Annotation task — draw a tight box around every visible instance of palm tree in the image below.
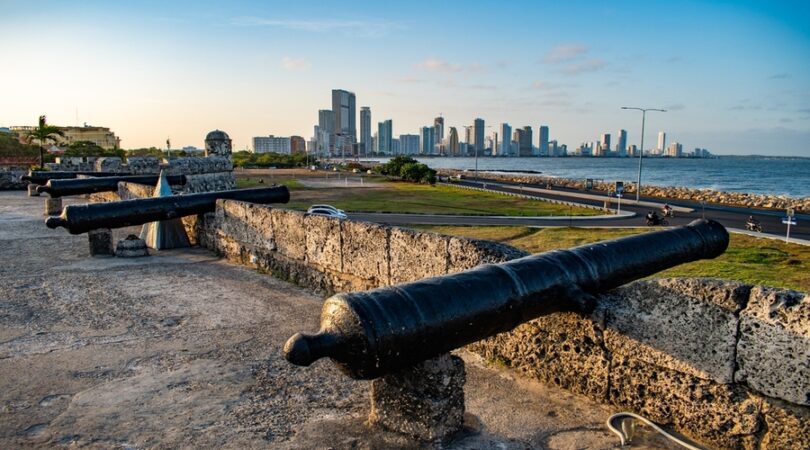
[26,115,64,169]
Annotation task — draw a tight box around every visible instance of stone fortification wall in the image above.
[195,199,809,450]
[165,157,234,193]
[441,170,810,213]
[193,199,524,294]
[0,168,28,190]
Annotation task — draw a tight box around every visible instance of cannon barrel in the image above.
[284,219,729,379]
[46,186,290,234]
[37,175,188,197]
[22,171,129,185]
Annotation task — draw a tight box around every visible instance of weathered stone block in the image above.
[94,156,122,172]
[736,286,810,405]
[447,236,528,273]
[271,209,306,261]
[599,279,748,384]
[304,214,341,271]
[389,227,448,284]
[243,203,275,251]
[758,395,810,449]
[609,355,761,450]
[468,311,610,400]
[117,181,154,200]
[88,228,114,256]
[341,220,389,286]
[115,235,149,257]
[27,184,40,196]
[369,353,465,443]
[45,197,62,215]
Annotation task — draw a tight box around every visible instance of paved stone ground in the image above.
[0,191,681,449]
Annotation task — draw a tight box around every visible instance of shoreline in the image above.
[437,169,810,213]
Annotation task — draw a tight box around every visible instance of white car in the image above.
[306,205,347,219]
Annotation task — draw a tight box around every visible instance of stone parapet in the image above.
[192,199,808,449]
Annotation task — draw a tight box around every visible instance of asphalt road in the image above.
[349,177,809,242]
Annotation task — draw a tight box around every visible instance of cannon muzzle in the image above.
[284,219,729,379]
[37,174,187,197]
[46,186,290,234]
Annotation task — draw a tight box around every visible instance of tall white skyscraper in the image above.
[360,107,371,156]
[499,123,512,156]
[399,134,420,155]
[433,116,444,152]
[657,131,666,154]
[332,89,356,154]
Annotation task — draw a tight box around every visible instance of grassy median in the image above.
[415,226,810,292]
[237,175,599,216]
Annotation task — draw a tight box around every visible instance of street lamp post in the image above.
[621,107,666,202]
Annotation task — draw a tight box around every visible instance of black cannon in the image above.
[46,186,290,234]
[285,219,728,379]
[37,174,188,197]
[22,171,129,185]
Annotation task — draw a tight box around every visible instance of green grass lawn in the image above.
[236,177,304,189]
[415,226,810,292]
[235,176,600,216]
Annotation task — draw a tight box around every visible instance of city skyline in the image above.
[2,0,809,156]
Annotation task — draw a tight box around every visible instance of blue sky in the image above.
[1,0,809,155]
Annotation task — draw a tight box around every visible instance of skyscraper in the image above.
[360,107,371,156]
[539,125,549,156]
[657,131,666,154]
[499,123,512,156]
[616,129,627,157]
[399,134,420,155]
[600,133,611,155]
[420,126,435,155]
[433,116,444,154]
[332,89,356,154]
[378,120,392,155]
[290,135,306,154]
[318,109,335,154]
[517,126,533,157]
[473,118,485,155]
[448,127,459,156]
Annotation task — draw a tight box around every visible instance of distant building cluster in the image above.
[247,88,713,159]
[9,123,121,150]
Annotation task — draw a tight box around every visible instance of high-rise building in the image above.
[600,133,611,155]
[667,142,683,158]
[447,127,459,156]
[616,129,627,157]
[498,123,512,156]
[290,135,306,154]
[317,109,335,154]
[433,116,444,153]
[657,131,666,154]
[473,118,485,155]
[517,126,533,157]
[628,144,638,157]
[360,107,371,156]
[391,138,400,156]
[420,126,435,155]
[378,120,392,155]
[332,89,356,153]
[399,134,420,155]
[253,135,291,154]
[539,125,549,156]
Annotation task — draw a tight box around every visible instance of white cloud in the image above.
[281,56,310,71]
[544,44,588,64]
[416,58,462,73]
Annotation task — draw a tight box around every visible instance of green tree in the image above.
[65,140,125,158]
[25,115,64,169]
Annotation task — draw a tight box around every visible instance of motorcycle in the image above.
[662,207,675,218]
[645,215,668,226]
[746,221,763,233]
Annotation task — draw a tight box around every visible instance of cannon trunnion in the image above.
[46,186,290,234]
[285,219,729,380]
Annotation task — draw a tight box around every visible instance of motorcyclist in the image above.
[746,215,760,229]
[646,211,661,225]
[662,203,673,217]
